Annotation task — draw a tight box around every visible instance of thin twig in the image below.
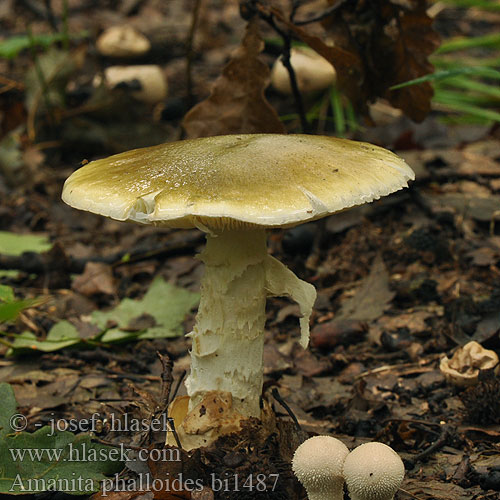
[27,26,56,141]
[271,387,301,431]
[43,0,59,32]
[169,420,182,449]
[398,487,424,500]
[0,75,25,93]
[290,0,302,22]
[157,351,174,404]
[0,336,14,348]
[61,0,70,50]
[411,426,450,462]
[255,2,309,132]
[169,370,186,406]
[186,0,203,108]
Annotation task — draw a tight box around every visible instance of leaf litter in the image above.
[0,1,499,499]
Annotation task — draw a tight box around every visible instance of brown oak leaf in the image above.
[183,19,286,138]
[322,0,440,121]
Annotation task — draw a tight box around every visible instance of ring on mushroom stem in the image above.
[62,134,414,450]
[292,435,349,500]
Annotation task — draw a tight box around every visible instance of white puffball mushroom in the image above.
[343,442,405,500]
[101,65,167,104]
[271,47,336,94]
[96,25,151,58]
[292,435,349,500]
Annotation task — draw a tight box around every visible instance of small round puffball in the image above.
[343,442,405,500]
[292,435,349,500]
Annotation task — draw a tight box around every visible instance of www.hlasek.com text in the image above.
[10,442,180,464]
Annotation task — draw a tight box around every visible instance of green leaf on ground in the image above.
[0,383,122,495]
[0,231,51,256]
[7,278,199,353]
[93,276,199,342]
[0,31,88,59]
[0,285,43,324]
[8,321,81,352]
[0,384,17,439]
[0,285,14,303]
[0,299,40,323]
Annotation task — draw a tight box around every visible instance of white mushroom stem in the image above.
[185,228,316,417]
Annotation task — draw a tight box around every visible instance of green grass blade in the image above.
[329,86,346,135]
[437,33,500,54]
[434,90,500,122]
[441,76,500,99]
[390,67,500,90]
[440,0,500,11]
[433,56,500,68]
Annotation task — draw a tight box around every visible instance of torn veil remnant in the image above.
[62,134,414,449]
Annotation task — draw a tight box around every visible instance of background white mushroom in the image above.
[271,47,336,94]
[96,25,151,58]
[343,442,405,500]
[292,435,349,500]
[97,65,168,104]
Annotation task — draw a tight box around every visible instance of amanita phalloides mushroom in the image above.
[343,442,405,500]
[292,435,349,500]
[62,134,414,448]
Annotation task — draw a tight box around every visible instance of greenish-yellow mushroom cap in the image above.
[62,134,415,229]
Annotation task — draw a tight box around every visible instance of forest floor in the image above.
[0,1,499,499]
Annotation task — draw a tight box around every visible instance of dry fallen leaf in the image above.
[72,262,116,297]
[183,19,286,138]
[322,0,440,121]
[336,254,395,322]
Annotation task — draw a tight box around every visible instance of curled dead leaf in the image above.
[440,341,499,387]
[182,19,285,138]
[321,0,440,121]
